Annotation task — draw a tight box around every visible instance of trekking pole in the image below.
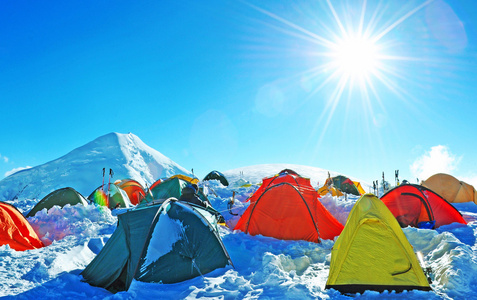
[107,168,114,206]
[102,168,105,192]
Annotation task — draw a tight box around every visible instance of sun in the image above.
[331,34,380,81]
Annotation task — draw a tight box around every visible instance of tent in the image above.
[26,187,88,218]
[318,185,344,197]
[380,184,467,229]
[169,174,199,184]
[0,201,44,251]
[325,175,361,196]
[88,184,132,210]
[234,169,344,242]
[114,179,146,205]
[325,194,431,293]
[203,170,229,186]
[81,198,232,292]
[142,177,209,206]
[422,173,477,204]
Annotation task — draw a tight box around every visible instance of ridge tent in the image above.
[380,184,467,229]
[203,170,229,186]
[114,179,146,205]
[142,177,209,206]
[88,184,133,210]
[169,174,199,184]
[234,169,344,242]
[325,175,361,196]
[0,201,44,251]
[26,187,88,218]
[325,194,431,293]
[81,198,232,292]
[422,173,477,204]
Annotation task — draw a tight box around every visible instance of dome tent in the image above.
[203,170,229,186]
[234,169,343,242]
[114,179,146,205]
[380,184,466,229]
[0,201,44,251]
[422,173,477,204]
[26,187,88,218]
[88,184,132,210]
[326,194,431,293]
[81,198,232,292]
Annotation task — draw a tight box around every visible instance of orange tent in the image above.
[422,173,477,204]
[234,170,343,242]
[0,201,44,251]
[115,179,146,205]
[380,184,467,229]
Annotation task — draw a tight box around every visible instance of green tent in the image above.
[143,177,209,206]
[88,184,132,209]
[81,198,233,292]
[327,175,360,196]
[203,170,229,186]
[27,187,88,218]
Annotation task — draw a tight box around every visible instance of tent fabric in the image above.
[353,181,366,195]
[169,174,199,184]
[114,179,146,205]
[380,184,466,229]
[142,177,209,206]
[326,194,431,293]
[234,170,343,242]
[203,171,229,186]
[26,187,88,218]
[325,176,361,196]
[0,201,44,251]
[88,184,133,210]
[318,185,344,197]
[81,199,232,292]
[422,173,477,204]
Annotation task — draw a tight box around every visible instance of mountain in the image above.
[0,132,193,201]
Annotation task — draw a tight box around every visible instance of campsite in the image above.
[0,132,476,299]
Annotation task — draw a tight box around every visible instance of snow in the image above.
[0,133,476,299]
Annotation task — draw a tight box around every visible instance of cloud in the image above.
[4,166,32,177]
[410,145,461,181]
[0,154,8,163]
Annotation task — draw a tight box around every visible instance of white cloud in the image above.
[410,145,461,182]
[4,166,32,177]
[0,154,8,163]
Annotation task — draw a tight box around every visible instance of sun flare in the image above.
[332,35,380,80]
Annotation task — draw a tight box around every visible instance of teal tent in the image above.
[203,171,229,186]
[81,198,232,292]
[143,177,209,206]
[27,187,88,217]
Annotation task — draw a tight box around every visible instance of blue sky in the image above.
[1,0,476,186]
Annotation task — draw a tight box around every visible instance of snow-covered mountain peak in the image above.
[0,132,192,201]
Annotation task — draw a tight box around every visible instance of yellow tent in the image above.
[352,181,366,195]
[326,194,431,293]
[422,173,476,204]
[318,185,343,197]
[169,174,199,185]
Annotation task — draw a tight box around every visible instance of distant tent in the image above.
[234,169,344,242]
[169,174,199,184]
[318,185,344,197]
[380,184,467,229]
[326,194,431,293]
[26,187,88,218]
[88,184,132,210]
[353,181,366,195]
[142,177,209,206]
[203,171,229,186]
[81,199,232,292]
[422,173,477,204]
[0,201,44,251]
[325,175,361,196]
[114,179,146,205]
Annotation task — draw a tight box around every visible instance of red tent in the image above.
[234,170,343,242]
[115,179,146,205]
[0,202,44,251]
[380,184,467,229]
